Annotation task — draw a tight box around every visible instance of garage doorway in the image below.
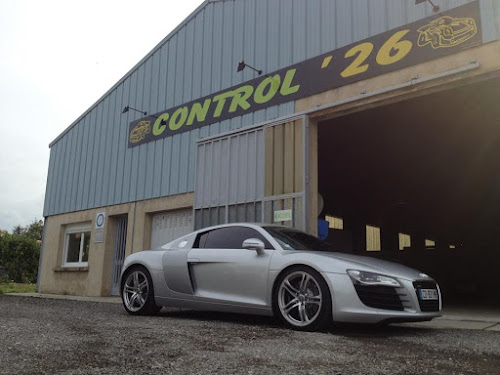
[317,77,500,305]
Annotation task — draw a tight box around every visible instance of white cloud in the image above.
[0,0,204,231]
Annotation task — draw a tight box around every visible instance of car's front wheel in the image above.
[121,266,161,315]
[273,266,332,331]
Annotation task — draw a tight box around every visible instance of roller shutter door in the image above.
[150,209,193,249]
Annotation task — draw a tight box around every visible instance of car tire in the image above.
[273,266,332,331]
[121,265,161,315]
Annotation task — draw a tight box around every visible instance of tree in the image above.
[12,225,24,236]
[11,219,44,241]
[25,220,44,242]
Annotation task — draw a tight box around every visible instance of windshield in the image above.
[263,226,336,252]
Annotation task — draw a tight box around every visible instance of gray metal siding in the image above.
[44,0,500,217]
[195,128,265,209]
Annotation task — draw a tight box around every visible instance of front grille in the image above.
[413,280,440,312]
[354,285,404,311]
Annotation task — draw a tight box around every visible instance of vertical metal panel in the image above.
[169,134,181,194]
[63,123,76,213]
[83,109,97,210]
[293,0,307,63]
[178,132,191,192]
[187,128,200,191]
[134,65,147,201]
[335,0,352,48]
[195,128,265,209]
[352,0,370,41]
[101,93,115,207]
[280,0,293,65]
[481,0,500,42]
[369,0,388,35]
[192,12,205,101]
[184,21,195,104]
[94,96,109,207]
[221,1,234,92]
[232,0,245,87]
[320,0,336,52]
[68,121,83,212]
[43,146,57,214]
[114,80,129,204]
[107,85,122,204]
[175,26,187,106]
[45,0,497,217]
[138,56,154,202]
[51,141,65,214]
[201,3,214,97]
[77,116,90,210]
[306,0,321,59]
[88,103,98,207]
[160,136,172,197]
[121,71,138,202]
[386,0,407,30]
[236,133,249,202]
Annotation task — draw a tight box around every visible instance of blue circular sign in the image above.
[96,213,105,228]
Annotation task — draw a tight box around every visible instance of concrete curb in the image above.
[5,292,121,304]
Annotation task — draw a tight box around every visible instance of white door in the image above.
[150,209,193,249]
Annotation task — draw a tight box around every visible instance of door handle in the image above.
[188,258,200,263]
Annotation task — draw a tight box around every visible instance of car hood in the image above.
[291,251,426,280]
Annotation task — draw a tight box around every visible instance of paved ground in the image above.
[1,295,499,374]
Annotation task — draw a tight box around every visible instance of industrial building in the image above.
[39,0,500,302]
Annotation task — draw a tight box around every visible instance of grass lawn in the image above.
[0,282,37,295]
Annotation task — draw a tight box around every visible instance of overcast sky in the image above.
[0,0,204,232]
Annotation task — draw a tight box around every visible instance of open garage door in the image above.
[317,77,500,304]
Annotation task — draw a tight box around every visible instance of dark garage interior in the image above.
[318,77,500,304]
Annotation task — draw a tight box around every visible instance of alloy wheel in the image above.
[278,271,323,327]
[123,270,150,312]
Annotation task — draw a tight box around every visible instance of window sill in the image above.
[54,266,89,272]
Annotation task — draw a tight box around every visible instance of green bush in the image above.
[0,234,40,283]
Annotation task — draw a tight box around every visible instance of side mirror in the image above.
[242,238,265,255]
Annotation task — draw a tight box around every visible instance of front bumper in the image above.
[323,273,442,324]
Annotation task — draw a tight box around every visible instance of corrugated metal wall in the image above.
[44,0,500,217]
[195,128,265,209]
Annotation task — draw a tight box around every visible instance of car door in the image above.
[187,226,274,307]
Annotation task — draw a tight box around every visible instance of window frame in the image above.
[62,224,91,267]
[194,226,275,250]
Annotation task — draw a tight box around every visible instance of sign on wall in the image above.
[128,1,481,148]
[94,212,105,243]
[274,209,293,223]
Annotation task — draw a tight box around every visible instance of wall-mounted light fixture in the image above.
[237,61,263,75]
[122,106,147,116]
[122,106,167,125]
[415,0,440,13]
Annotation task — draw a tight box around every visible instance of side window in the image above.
[63,224,91,267]
[197,226,274,249]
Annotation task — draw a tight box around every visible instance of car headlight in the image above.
[347,270,401,288]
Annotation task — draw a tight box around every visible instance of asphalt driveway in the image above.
[1,295,499,374]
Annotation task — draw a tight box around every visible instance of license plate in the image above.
[418,288,438,300]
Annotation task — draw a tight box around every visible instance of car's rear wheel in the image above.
[121,266,161,315]
[273,266,332,331]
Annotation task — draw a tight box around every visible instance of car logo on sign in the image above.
[129,121,151,143]
[417,16,477,49]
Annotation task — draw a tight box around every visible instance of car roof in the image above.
[192,222,293,234]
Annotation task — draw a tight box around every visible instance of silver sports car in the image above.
[120,223,441,331]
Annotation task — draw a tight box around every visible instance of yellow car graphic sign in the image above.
[417,16,477,49]
[129,121,151,143]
